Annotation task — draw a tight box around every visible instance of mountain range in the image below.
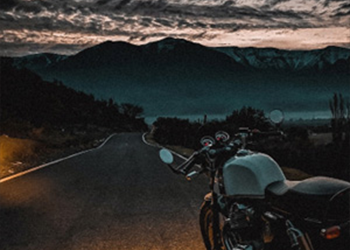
[9,38,350,120]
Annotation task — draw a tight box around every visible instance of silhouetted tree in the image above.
[120,103,144,118]
[226,106,270,131]
[329,93,349,145]
[0,61,147,133]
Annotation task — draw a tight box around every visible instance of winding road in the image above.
[0,133,209,250]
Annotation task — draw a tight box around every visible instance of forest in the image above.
[0,57,147,134]
[0,57,147,179]
[152,105,350,181]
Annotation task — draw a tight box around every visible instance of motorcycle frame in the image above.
[204,155,316,250]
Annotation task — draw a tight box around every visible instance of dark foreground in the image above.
[0,133,208,250]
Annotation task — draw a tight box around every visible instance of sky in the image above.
[0,0,349,56]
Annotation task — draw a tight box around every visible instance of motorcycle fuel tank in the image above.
[223,151,286,198]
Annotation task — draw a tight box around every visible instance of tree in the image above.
[120,103,144,118]
[225,106,270,131]
[329,93,349,145]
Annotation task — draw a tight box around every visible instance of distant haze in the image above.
[12,38,350,121]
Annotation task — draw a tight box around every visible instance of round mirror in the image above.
[270,109,284,125]
[159,149,174,164]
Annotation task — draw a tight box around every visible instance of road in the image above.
[0,133,209,250]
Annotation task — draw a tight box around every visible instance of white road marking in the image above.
[0,133,117,184]
[141,132,187,160]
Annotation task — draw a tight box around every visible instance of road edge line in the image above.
[141,132,187,160]
[0,133,117,184]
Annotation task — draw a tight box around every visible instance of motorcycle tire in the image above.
[199,201,223,250]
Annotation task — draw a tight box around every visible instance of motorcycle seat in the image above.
[267,176,350,197]
[266,177,350,219]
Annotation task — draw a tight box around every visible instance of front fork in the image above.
[202,191,223,250]
[212,192,223,250]
[207,165,224,250]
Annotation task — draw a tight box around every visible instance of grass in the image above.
[0,127,112,180]
[0,135,42,178]
[309,132,332,146]
[144,132,194,157]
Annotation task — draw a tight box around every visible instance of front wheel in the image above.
[199,201,223,250]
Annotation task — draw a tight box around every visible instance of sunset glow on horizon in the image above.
[0,0,349,56]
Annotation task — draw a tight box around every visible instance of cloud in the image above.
[115,0,133,10]
[0,0,349,56]
[0,0,18,11]
[96,0,111,5]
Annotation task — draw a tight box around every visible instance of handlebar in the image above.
[178,157,196,175]
[208,146,232,156]
[171,145,234,177]
[162,128,283,179]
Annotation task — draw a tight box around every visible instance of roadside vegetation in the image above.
[0,58,147,179]
[150,104,349,181]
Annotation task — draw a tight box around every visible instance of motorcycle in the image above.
[158,112,350,250]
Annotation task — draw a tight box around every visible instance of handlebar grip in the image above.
[186,170,201,181]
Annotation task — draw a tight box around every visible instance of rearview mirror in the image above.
[159,149,174,164]
[269,109,284,125]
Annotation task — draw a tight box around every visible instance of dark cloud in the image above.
[0,0,55,14]
[333,2,350,17]
[121,1,314,26]
[15,3,43,14]
[178,19,191,28]
[323,0,346,7]
[155,18,172,27]
[0,0,348,56]
[333,10,350,17]
[129,0,168,12]
[0,0,332,36]
[223,1,235,7]
[0,0,18,11]
[115,0,133,10]
[264,0,291,7]
[96,0,112,6]
[193,22,208,29]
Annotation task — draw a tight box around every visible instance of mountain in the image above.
[12,53,68,71]
[213,46,350,72]
[15,39,350,73]
[9,38,350,119]
[45,38,245,76]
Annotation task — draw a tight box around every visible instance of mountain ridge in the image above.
[5,38,349,118]
[11,38,350,72]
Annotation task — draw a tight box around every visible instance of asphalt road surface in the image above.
[0,133,209,250]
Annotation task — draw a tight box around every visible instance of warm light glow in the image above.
[0,135,39,178]
[321,226,341,240]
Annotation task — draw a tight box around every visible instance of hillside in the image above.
[1,57,146,132]
[10,38,350,119]
[0,58,147,179]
